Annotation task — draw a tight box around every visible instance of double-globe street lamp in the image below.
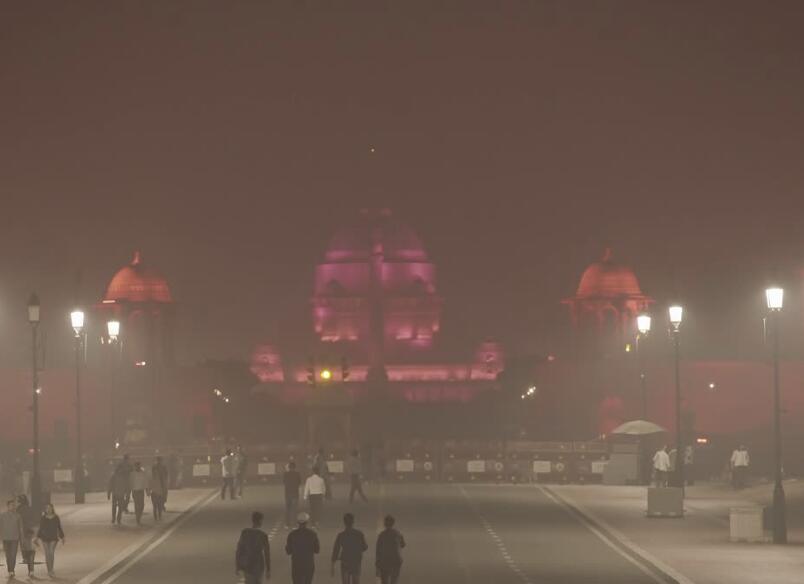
[668,304,684,494]
[636,313,652,420]
[27,294,42,515]
[70,308,86,504]
[765,286,787,544]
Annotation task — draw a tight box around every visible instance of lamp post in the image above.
[636,313,652,419]
[70,309,86,504]
[765,286,787,544]
[668,304,684,494]
[107,320,120,448]
[28,294,42,515]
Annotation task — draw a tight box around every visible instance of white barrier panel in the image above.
[327,461,344,474]
[54,469,73,483]
[396,459,415,473]
[591,461,607,474]
[193,464,211,477]
[467,460,486,473]
[533,461,552,473]
[257,463,277,476]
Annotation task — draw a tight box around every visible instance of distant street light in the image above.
[71,309,86,504]
[765,286,787,544]
[668,304,684,493]
[28,293,42,515]
[636,314,652,419]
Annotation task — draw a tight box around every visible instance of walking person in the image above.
[16,495,36,578]
[652,445,671,487]
[116,454,133,513]
[35,503,65,578]
[1,499,23,578]
[236,511,271,583]
[150,464,167,522]
[221,449,237,500]
[285,512,319,584]
[153,456,169,508]
[236,446,249,498]
[313,448,333,501]
[130,461,149,525]
[303,466,327,528]
[347,450,368,503]
[331,513,367,584]
[375,515,406,584]
[108,466,129,525]
[283,461,302,528]
[731,444,750,489]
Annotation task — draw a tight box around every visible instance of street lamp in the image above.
[70,309,86,504]
[765,286,787,544]
[28,293,42,515]
[668,304,684,493]
[636,313,651,419]
[107,320,121,447]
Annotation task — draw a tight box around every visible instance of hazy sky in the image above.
[1,2,803,367]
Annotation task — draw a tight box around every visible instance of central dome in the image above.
[104,251,173,303]
[325,208,428,262]
[576,249,643,298]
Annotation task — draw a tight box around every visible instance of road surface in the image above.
[100,482,672,583]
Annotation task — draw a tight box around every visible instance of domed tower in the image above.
[563,249,653,352]
[312,209,442,381]
[99,251,176,366]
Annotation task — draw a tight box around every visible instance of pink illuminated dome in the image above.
[575,248,643,298]
[104,251,173,303]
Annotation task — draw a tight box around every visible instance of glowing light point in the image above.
[320,369,333,381]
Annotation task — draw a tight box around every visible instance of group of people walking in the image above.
[1,495,65,579]
[107,454,169,525]
[236,511,405,584]
[652,444,752,488]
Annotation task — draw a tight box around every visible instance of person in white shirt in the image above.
[129,462,149,525]
[221,450,237,500]
[730,445,750,489]
[303,467,327,527]
[653,446,671,487]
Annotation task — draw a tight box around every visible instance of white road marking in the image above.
[458,485,534,584]
[539,486,696,584]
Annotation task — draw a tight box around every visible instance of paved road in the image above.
[105,482,669,583]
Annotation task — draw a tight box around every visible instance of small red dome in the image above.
[104,251,172,303]
[325,209,428,262]
[576,249,643,298]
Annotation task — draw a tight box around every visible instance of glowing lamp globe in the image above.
[766,287,784,311]
[636,314,652,335]
[27,293,41,324]
[320,369,332,381]
[70,309,85,335]
[107,320,120,340]
[668,305,683,329]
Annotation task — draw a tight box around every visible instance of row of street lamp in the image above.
[632,287,786,543]
[27,295,122,511]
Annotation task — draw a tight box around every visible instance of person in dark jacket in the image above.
[35,503,65,577]
[1,498,23,578]
[285,512,319,584]
[236,511,270,583]
[152,457,169,514]
[375,515,406,584]
[116,454,133,513]
[107,466,129,524]
[331,513,367,584]
[17,494,36,578]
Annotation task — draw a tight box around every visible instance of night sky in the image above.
[1,2,803,367]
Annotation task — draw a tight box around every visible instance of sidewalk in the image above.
[1,487,214,583]
[549,480,804,584]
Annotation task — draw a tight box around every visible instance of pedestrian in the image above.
[347,450,368,503]
[303,466,326,527]
[17,494,36,578]
[652,445,671,487]
[168,452,183,490]
[284,461,302,528]
[236,511,271,583]
[684,445,695,486]
[1,499,23,578]
[107,466,129,525]
[117,454,133,513]
[375,515,406,584]
[35,503,65,578]
[313,448,332,500]
[130,461,149,525]
[236,446,249,497]
[221,449,237,500]
[331,512,367,584]
[150,464,167,522]
[731,444,750,489]
[285,512,320,584]
[152,456,169,511]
